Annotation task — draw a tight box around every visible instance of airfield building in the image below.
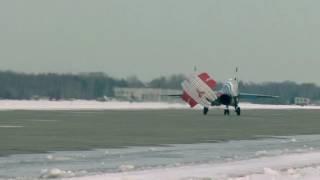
[113,87,182,102]
[294,97,311,106]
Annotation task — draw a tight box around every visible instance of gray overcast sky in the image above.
[0,0,319,84]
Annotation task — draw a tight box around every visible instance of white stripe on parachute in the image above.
[182,74,217,107]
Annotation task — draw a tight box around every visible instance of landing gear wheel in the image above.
[203,107,209,115]
[236,107,241,116]
[224,109,230,116]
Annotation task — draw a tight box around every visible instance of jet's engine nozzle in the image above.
[219,94,232,106]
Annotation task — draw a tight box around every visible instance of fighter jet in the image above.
[168,70,278,116]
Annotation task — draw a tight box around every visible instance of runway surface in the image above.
[1,102,320,179]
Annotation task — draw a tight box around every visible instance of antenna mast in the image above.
[234,67,239,81]
[193,66,198,73]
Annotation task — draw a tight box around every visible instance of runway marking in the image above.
[0,125,24,128]
[29,119,58,122]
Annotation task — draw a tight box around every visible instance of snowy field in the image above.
[0,100,319,111]
[3,135,320,180]
[0,100,188,111]
[64,135,320,180]
[68,152,320,180]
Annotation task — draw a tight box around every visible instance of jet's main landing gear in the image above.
[203,107,209,115]
[235,107,241,116]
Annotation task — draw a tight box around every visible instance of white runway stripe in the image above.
[0,125,24,128]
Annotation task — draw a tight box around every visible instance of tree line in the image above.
[0,71,319,104]
[0,71,127,100]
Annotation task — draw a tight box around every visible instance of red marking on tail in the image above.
[198,73,217,89]
[182,91,198,108]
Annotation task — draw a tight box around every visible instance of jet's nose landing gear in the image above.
[203,107,209,115]
[235,106,241,116]
[224,109,230,116]
[224,106,230,116]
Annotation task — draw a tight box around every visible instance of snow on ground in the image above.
[0,100,188,111]
[67,151,320,180]
[0,100,319,111]
[239,103,320,110]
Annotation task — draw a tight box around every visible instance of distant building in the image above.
[113,87,182,102]
[294,97,311,106]
[313,100,320,106]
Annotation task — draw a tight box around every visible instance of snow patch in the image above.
[0,100,319,111]
[118,164,135,172]
[263,167,280,176]
[239,103,320,110]
[46,155,71,161]
[67,151,320,180]
[0,100,188,111]
[255,150,268,157]
[40,168,74,179]
[179,177,212,180]
[291,138,297,142]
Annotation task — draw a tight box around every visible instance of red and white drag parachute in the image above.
[181,73,218,108]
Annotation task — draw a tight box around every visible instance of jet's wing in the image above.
[239,93,279,99]
[163,94,182,97]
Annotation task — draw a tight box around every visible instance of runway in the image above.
[1,102,320,179]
